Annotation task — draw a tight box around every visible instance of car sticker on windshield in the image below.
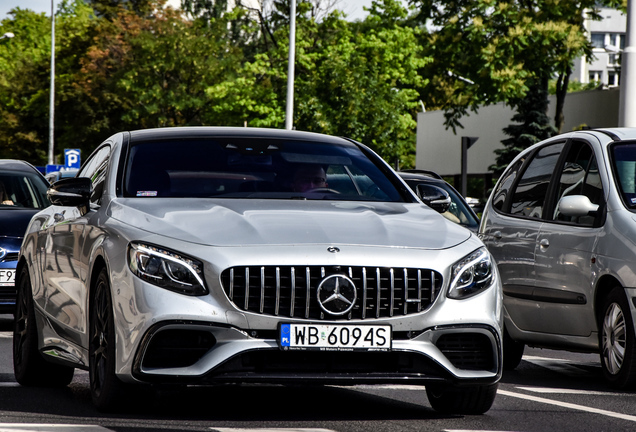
[136,191,158,197]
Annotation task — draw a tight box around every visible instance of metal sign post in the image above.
[461,136,478,197]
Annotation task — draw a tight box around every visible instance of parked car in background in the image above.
[0,160,50,315]
[399,170,480,232]
[45,168,78,183]
[480,127,636,388]
[14,127,502,413]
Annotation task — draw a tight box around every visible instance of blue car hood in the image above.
[0,208,39,239]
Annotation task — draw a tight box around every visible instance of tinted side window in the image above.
[492,158,525,212]
[553,141,603,226]
[509,143,565,218]
[79,146,111,205]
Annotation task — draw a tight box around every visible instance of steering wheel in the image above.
[307,187,340,194]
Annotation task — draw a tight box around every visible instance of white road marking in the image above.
[0,332,12,339]
[499,389,636,422]
[516,386,628,396]
[211,429,337,432]
[0,426,112,432]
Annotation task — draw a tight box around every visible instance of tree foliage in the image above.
[0,0,427,168]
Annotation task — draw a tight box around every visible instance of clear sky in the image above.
[0,0,378,22]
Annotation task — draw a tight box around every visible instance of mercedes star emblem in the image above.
[317,274,357,316]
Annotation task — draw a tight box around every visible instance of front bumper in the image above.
[130,320,502,387]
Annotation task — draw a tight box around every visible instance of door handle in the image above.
[539,238,550,248]
[493,231,502,239]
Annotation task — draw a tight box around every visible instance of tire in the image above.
[426,382,498,415]
[503,326,524,370]
[89,268,128,411]
[599,286,636,389]
[13,266,74,387]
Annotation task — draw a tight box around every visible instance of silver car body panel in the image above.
[20,127,502,388]
[480,128,636,353]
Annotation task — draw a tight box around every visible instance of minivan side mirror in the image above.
[557,195,599,217]
[416,184,451,213]
[47,177,92,207]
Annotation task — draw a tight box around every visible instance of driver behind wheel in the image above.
[292,164,328,192]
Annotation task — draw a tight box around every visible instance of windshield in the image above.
[124,138,406,202]
[0,170,50,209]
[612,142,636,208]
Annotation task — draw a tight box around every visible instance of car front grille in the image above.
[220,265,443,320]
[0,253,18,263]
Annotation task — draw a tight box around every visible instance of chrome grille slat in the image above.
[221,265,442,320]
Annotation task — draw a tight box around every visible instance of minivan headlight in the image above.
[448,247,493,299]
[128,242,207,296]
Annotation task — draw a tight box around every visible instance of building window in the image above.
[608,71,620,87]
[589,71,602,83]
[609,33,625,51]
[591,32,605,48]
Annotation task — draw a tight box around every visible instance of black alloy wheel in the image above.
[89,268,127,411]
[13,266,74,387]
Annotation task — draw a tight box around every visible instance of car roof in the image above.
[585,127,636,142]
[0,159,42,174]
[128,127,354,146]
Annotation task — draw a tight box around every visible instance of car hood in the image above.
[0,208,39,238]
[108,199,472,249]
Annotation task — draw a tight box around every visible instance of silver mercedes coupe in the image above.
[13,127,502,413]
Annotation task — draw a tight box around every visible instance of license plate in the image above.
[279,323,391,351]
[0,269,15,286]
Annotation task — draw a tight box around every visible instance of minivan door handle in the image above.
[539,238,550,249]
[493,231,502,239]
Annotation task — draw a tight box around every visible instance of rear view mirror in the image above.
[557,195,599,217]
[416,184,451,213]
[48,177,92,207]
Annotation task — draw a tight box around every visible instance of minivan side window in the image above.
[491,158,525,212]
[552,140,603,226]
[509,143,565,218]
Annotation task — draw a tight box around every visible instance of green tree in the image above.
[410,0,621,132]
[0,8,58,163]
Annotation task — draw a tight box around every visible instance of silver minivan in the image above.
[480,128,636,388]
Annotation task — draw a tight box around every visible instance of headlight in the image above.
[128,242,207,296]
[448,247,493,299]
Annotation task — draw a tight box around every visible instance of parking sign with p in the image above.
[65,149,81,169]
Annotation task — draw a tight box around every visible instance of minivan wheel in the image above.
[600,287,636,389]
[426,383,498,415]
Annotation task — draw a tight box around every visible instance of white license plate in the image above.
[279,323,391,351]
[0,269,15,286]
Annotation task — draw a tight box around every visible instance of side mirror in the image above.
[416,184,451,213]
[48,177,92,207]
[557,195,599,217]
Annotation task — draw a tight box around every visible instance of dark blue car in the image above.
[0,160,50,314]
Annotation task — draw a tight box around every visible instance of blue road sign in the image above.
[65,149,81,169]
[45,164,66,174]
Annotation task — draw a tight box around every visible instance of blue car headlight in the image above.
[128,242,207,296]
[448,247,494,299]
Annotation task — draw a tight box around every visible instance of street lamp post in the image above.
[619,0,636,127]
[285,0,296,130]
[48,0,55,165]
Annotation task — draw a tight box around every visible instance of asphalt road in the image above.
[1,314,635,432]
